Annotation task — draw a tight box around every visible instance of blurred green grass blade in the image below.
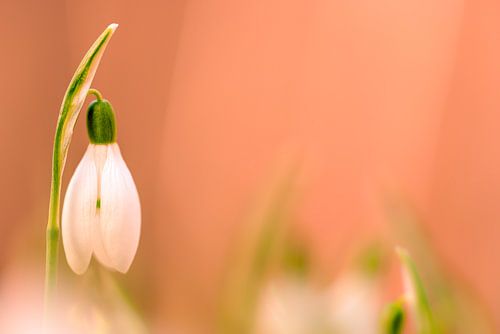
[385,197,495,333]
[396,247,438,334]
[381,300,405,334]
[217,165,298,334]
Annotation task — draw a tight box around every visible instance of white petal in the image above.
[91,213,115,268]
[99,144,141,273]
[62,145,98,274]
[91,145,115,268]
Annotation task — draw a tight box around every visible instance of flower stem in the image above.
[44,170,61,311]
[88,88,104,101]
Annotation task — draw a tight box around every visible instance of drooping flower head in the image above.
[62,91,141,274]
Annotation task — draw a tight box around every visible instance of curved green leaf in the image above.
[54,23,118,173]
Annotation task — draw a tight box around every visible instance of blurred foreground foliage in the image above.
[216,174,494,334]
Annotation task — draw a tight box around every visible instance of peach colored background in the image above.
[0,0,499,330]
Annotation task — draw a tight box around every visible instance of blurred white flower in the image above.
[255,273,380,334]
[255,278,332,334]
[62,143,141,274]
[326,273,380,334]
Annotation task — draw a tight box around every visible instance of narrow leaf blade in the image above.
[397,247,438,334]
[55,23,118,166]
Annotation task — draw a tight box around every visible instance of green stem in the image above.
[44,164,61,311]
[43,23,118,320]
[88,88,104,101]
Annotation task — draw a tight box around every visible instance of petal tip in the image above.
[70,263,90,275]
[114,264,131,274]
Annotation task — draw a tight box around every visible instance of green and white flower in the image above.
[62,92,141,274]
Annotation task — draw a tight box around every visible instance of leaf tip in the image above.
[108,23,119,32]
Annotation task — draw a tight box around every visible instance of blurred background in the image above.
[0,0,499,332]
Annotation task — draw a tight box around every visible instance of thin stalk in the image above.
[88,88,104,101]
[44,23,118,317]
[44,172,61,310]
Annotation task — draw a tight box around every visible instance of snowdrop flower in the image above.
[255,278,332,334]
[327,273,380,334]
[62,91,140,274]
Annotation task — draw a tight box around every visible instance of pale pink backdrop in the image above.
[0,0,498,330]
